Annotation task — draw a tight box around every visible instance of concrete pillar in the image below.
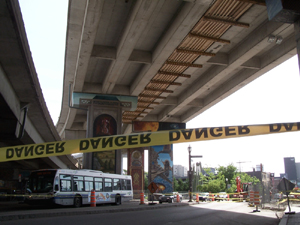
[295,19,300,73]
[82,99,123,174]
[127,148,144,199]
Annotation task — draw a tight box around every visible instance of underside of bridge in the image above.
[57,0,298,140]
[0,0,299,194]
[0,0,77,192]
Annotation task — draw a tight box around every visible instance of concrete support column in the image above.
[295,19,300,73]
[82,99,123,174]
[127,148,144,199]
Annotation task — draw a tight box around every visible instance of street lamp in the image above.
[187,145,202,202]
[188,145,192,202]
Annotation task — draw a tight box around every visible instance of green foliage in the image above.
[197,170,225,192]
[227,185,237,194]
[173,177,179,191]
[144,171,148,190]
[207,179,225,193]
[196,164,260,193]
[218,164,237,183]
[174,178,189,192]
[237,172,260,185]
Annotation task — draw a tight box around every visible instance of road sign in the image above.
[148,182,158,194]
[277,177,295,194]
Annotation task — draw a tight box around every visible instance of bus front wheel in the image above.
[74,196,82,208]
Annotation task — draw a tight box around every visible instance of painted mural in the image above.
[149,144,173,193]
[93,114,117,136]
[132,121,185,132]
[127,148,144,198]
[93,150,116,173]
[92,114,117,173]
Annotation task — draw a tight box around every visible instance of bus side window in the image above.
[126,179,132,190]
[73,176,84,192]
[94,178,103,192]
[73,182,78,191]
[60,180,70,192]
[60,174,72,192]
[113,179,121,190]
[104,178,112,192]
[84,177,93,192]
[121,179,126,190]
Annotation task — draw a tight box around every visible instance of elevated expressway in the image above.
[0,0,77,173]
[1,0,300,175]
[57,0,299,142]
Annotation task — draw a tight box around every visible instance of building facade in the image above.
[174,165,187,178]
[284,157,297,182]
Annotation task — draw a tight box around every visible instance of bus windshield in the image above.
[28,170,57,193]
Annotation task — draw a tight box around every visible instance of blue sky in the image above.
[19,0,300,177]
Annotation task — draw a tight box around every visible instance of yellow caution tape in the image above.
[0,122,300,162]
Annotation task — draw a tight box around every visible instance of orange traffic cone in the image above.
[90,189,96,207]
[140,192,145,205]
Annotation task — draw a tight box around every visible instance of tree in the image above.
[207,180,225,193]
[227,172,260,193]
[144,171,148,190]
[197,164,260,193]
[174,178,189,192]
[173,177,179,191]
[217,164,237,183]
[238,172,259,185]
[197,170,225,192]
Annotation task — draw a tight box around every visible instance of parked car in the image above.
[215,192,228,201]
[159,192,182,203]
[198,192,210,202]
[274,193,282,200]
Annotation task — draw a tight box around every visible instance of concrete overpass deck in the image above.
[57,0,299,140]
[0,0,77,178]
[1,0,300,184]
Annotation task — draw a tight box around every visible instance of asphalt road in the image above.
[1,202,281,225]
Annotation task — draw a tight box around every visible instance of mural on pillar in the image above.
[128,149,144,197]
[131,150,143,167]
[132,121,185,132]
[149,144,173,193]
[92,114,117,173]
[93,114,117,136]
[132,121,185,194]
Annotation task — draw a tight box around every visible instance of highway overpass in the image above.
[57,0,299,138]
[0,0,77,191]
[56,0,300,171]
[0,0,300,189]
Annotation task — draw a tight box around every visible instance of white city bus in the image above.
[25,169,133,207]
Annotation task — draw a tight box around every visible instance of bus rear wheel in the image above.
[115,195,121,205]
[74,196,82,208]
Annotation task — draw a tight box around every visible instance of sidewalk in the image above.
[279,204,300,225]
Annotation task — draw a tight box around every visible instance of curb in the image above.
[278,215,288,225]
[0,202,194,222]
